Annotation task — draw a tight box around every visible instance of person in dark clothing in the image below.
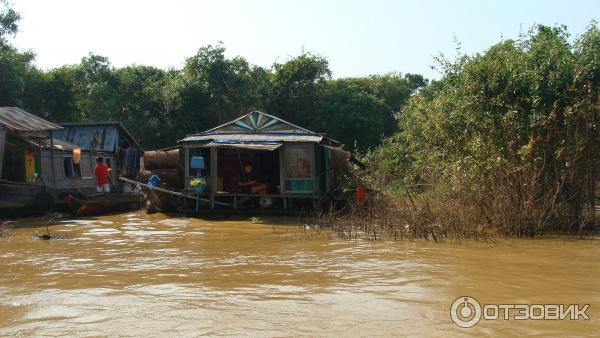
[238,163,267,194]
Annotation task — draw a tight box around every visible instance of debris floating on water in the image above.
[1,221,16,238]
[31,213,71,240]
[32,232,71,240]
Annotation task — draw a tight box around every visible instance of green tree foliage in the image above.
[0,43,34,106]
[0,3,427,152]
[0,2,32,107]
[178,44,269,134]
[0,0,19,42]
[113,65,170,148]
[369,24,600,235]
[268,52,331,127]
[314,74,427,149]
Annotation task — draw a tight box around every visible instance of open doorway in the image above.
[216,148,280,194]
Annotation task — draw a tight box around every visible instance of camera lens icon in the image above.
[450,296,482,328]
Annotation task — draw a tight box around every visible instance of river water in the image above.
[0,212,598,336]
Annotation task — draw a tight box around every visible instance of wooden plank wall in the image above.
[40,149,101,192]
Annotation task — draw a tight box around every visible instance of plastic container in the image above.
[191,156,205,169]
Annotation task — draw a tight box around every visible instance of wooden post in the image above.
[89,149,96,183]
[210,147,217,209]
[279,146,286,210]
[113,130,120,193]
[312,143,317,211]
[49,134,56,186]
[0,126,4,179]
[184,147,189,189]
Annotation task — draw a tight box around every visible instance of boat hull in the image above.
[0,180,51,214]
[143,187,178,213]
[64,193,143,216]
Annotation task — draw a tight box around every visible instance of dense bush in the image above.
[367,24,600,236]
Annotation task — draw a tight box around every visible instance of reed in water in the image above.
[297,167,597,242]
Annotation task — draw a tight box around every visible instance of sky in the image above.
[8,0,600,80]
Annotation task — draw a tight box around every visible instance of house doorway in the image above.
[216,148,280,194]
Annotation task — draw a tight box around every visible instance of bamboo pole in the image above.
[118,176,233,207]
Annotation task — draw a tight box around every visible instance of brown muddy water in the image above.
[0,212,599,337]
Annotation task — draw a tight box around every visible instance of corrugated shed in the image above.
[0,107,62,133]
[180,133,323,144]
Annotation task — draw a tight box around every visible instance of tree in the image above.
[0,1,32,106]
[0,43,34,106]
[69,54,120,121]
[0,0,19,42]
[178,44,270,136]
[316,78,389,150]
[113,65,172,149]
[0,0,427,154]
[369,23,600,235]
[268,52,331,127]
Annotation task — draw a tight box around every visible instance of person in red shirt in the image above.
[94,156,111,193]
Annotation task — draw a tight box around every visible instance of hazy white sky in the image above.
[9,0,600,79]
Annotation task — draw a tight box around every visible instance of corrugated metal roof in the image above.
[180,112,342,146]
[59,122,140,149]
[204,140,282,151]
[39,138,83,151]
[180,133,323,143]
[0,107,62,133]
[53,124,119,152]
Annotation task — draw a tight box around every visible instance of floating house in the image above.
[1,108,144,214]
[0,107,64,212]
[53,122,143,193]
[177,111,353,211]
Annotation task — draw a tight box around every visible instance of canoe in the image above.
[64,193,143,216]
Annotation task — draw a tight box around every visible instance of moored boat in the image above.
[0,179,53,215]
[64,193,143,216]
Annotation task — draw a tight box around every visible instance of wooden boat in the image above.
[0,180,53,214]
[144,187,177,213]
[64,193,143,216]
[119,176,232,214]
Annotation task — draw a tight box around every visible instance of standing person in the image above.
[94,156,110,193]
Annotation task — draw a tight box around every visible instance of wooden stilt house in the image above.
[178,111,352,211]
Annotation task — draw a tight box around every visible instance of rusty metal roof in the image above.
[54,122,141,151]
[38,138,83,151]
[59,122,140,148]
[180,133,324,144]
[0,107,62,134]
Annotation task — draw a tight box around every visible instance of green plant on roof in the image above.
[189,177,206,187]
